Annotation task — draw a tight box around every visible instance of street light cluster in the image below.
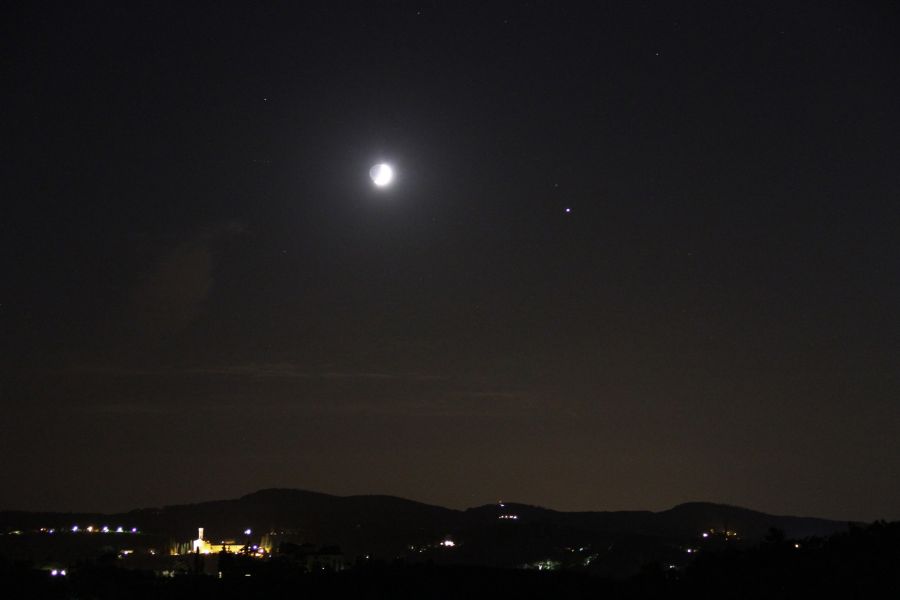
[66,525,139,534]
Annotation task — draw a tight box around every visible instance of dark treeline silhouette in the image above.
[2,521,898,599]
[675,521,900,597]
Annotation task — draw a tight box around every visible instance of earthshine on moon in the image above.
[370,163,394,187]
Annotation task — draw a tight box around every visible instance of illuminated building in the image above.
[177,528,248,555]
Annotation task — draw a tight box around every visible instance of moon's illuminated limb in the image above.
[370,163,394,187]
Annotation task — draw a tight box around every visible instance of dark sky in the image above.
[2,1,898,521]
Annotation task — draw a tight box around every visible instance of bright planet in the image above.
[369,163,394,187]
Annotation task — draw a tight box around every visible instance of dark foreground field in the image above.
[3,521,898,599]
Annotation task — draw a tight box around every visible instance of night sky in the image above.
[2,2,898,521]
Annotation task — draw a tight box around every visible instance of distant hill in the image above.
[0,489,856,574]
